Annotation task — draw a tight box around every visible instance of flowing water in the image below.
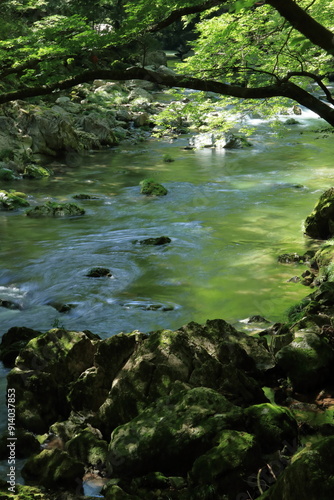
[0,109,334,460]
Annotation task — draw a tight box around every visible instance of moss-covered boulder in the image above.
[96,321,270,437]
[189,430,260,499]
[275,332,334,391]
[23,164,51,179]
[7,329,99,432]
[0,326,41,367]
[0,166,16,181]
[139,179,168,196]
[245,403,298,453]
[68,331,147,412]
[22,448,84,489]
[107,387,242,477]
[0,190,30,210]
[65,428,108,467]
[258,436,334,500]
[304,187,334,239]
[26,201,85,217]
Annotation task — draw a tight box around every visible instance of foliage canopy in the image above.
[1,0,334,125]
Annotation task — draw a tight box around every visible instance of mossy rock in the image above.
[23,164,51,179]
[137,236,171,245]
[26,201,85,217]
[22,448,84,488]
[107,387,241,477]
[0,326,42,367]
[139,178,168,196]
[189,430,260,498]
[275,332,334,391]
[244,403,298,453]
[0,167,16,181]
[65,429,108,466]
[258,436,334,500]
[73,193,99,200]
[0,190,30,210]
[304,187,334,239]
[86,267,112,277]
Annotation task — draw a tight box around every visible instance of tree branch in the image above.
[267,0,334,55]
[148,0,229,33]
[1,66,334,125]
[285,70,334,104]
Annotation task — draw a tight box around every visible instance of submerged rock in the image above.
[86,267,112,277]
[139,178,168,196]
[26,201,85,217]
[135,236,171,245]
[304,187,334,239]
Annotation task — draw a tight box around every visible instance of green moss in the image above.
[65,429,108,466]
[245,403,298,452]
[0,167,16,181]
[139,178,168,196]
[26,201,85,217]
[23,164,51,179]
[0,190,30,210]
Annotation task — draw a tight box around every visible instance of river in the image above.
[0,109,333,451]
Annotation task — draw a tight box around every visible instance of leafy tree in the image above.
[1,0,334,126]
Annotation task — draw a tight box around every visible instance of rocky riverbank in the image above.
[1,190,334,499]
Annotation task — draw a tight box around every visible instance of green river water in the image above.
[0,111,333,445]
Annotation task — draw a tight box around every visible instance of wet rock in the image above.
[134,236,171,245]
[246,315,271,324]
[258,436,334,500]
[47,301,77,313]
[26,201,85,217]
[86,267,112,278]
[22,448,84,489]
[0,190,30,210]
[0,166,17,181]
[23,164,51,179]
[245,403,298,453]
[189,132,251,149]
[277,252,305,264]
[139,178,168,196]
[107,387,242,476]
[0,298,21,310]
[0,326,41,367]
[304,187,334,239]
[73,193,99,200]
[275,332,334,391]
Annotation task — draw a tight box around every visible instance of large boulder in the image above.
[304,187,334,239]
[107,387,242,477]
[275,331,334,391]
[95,320,270,437]
[22,448,84,489]
[7,329,99,432]
[258,436,334,500]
